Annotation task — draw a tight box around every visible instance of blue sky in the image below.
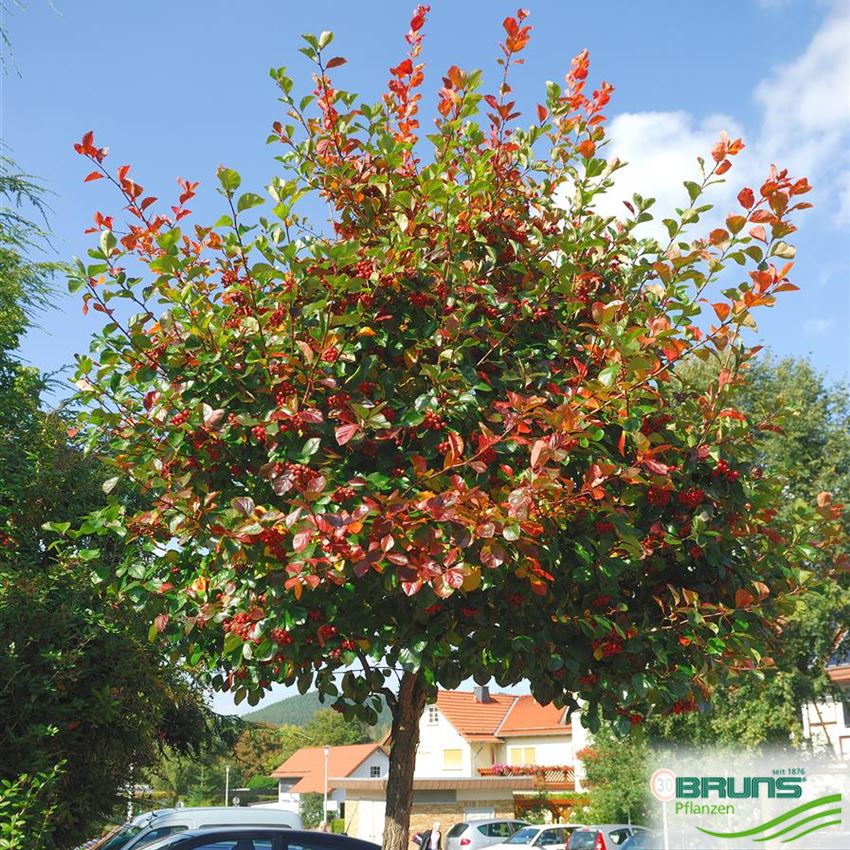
[3,0,848,712]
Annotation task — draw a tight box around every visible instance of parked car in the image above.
[446,819,529,850]
[91,807,303,850]
[490,824,582,850]
[620,830,717,850]
[567,826,648,850]
[138,827,380,850]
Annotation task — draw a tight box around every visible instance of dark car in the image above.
[567,826,648,850]
[620,831,718,850]
[139,827,381,850]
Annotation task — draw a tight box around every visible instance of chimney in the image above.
[474,685,490,703]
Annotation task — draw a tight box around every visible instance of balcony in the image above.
[477,764,576,790]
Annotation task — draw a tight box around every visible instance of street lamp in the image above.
[323,745,330,825]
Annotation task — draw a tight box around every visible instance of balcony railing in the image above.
[478,765,576,790]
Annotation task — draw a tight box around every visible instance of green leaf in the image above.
[598,365,619,387]
[237,192,266,213]
[216,166,242,195]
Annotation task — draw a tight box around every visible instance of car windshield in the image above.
[448,824,469,839]
[96,824,146,850]
[507,828,539,845]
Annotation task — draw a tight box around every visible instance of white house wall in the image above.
[417,709,474,776]
[500,734,573,766]
[348,750,390,780]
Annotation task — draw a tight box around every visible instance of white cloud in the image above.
[594,1,849,231]
[595,111,744,227]
[803,318,834,335]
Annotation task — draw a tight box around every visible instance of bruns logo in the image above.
[676,776,805,799]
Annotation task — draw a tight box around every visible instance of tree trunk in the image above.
[383,669,427,850]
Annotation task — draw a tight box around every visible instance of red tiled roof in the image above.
[435,690,516,739]
[496,694,569,736]
[829,665,850,685]
[271,743,384,793]
[433,690,569,740]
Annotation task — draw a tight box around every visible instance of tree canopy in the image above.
[63,7,846,848]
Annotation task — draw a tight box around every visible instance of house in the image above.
[270,742,388,816]
[337,686,587,844]
[802,662,850,757]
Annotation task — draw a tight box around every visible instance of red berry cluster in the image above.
[437,439,450,454]
[322,348,340,363]
[251,424,267,443]
[592,634,624,657]
[270,627,294,645]
[689,545,703,559]
[224,611,261,641]
[327,391,350,409]
[170,410,190,427]
[678,487,705,509]
[422,410,446,431]
[579,673,599,686]
[317,624,337,644]
[285,462,320,488]
[640,413,672,435]
[275,382,295,405]
[333,486,355,501]
[647,486,672,506]
[357,381,377,396]
[671,696,698,715]
[712,459,740,482]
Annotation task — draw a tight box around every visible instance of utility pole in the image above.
[225,765,230,807]
[323,746,330,824]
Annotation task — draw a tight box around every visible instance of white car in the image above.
[490,824,584,850]
[91,807,303,850]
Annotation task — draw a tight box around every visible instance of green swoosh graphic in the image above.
[782,819,842,844]
[696,794,841,838]
[754,808,842,842]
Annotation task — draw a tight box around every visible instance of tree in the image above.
[576,726,650,825]
[649,356,850,748]
[0,160,218,848]
[65,8,845,850]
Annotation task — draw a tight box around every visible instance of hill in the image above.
[244,691,391,735]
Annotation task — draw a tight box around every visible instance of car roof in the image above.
[573,825,641,831]
[150,827,380,846]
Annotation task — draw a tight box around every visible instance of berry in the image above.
[251,425,267,443]
[170,410,190,427]
[422,410,446,431]
[647,486,672,506]
[678,487,705,509]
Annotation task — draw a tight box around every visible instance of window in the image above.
[608,829,631,846]
[536,829,564,846]
[189,840,274,850]
[134,827,188,847]
[442,748,463,770]
[428,706,440,724]
[370,765,382,778]
[480,823,513,838]
[508,746,536,766]
[841,698,850,728]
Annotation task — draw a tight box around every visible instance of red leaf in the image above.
[335,423,360,445]
[293,529,313,553]
[140,196,157,211]
[84,171,103,182]
[735,588,756,608]
[737,187,755,209]
[326,56,347,69]
[537,104,549,122]
[713,302,731,322]
[717,409,747,422]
